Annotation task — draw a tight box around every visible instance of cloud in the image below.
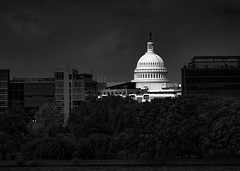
[10,14,49,40]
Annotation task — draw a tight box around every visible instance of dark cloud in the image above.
[1,0,240,82]
[213,5,240,16]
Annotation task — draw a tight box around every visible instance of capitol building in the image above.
[131,33,171,91]
[100,33,181,100]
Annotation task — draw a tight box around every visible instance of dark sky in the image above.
[1,0,240,83]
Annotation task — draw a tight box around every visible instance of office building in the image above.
[10,78,55,116]
[0,67,97,122]
[0,69,10,110]
[54,67,97,123]
[182,56,240,97]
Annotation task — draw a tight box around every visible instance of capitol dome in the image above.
[136,43,165,69]
[132,33,169,91]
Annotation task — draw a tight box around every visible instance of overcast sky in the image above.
[1,0,240,83]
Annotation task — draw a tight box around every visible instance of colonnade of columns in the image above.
[134,73,165,79]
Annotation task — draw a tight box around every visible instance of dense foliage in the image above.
[1,95,240,160]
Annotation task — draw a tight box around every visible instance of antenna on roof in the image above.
[149,31,153,42]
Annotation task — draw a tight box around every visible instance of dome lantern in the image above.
[147,32,154,53]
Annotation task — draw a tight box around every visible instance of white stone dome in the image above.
[131,34,169,90]
[134,41,167,72]
[137,51,164,69]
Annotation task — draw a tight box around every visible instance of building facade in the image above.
[0,69,10,110]
[99,82,145,97]
[182,56,240,97]
[131,34,170,91]
[0,67,97,123]
[54,67,97,123]
[10,78,55,116]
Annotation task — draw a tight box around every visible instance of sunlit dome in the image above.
[131,32,169,90]
[136,44,165,69]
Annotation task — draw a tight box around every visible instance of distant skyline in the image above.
[1,0,240,83]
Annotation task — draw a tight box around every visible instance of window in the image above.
[0,70,9,81]
[54,72,64,80]
[143,95,149,100]
[55,81,64,87]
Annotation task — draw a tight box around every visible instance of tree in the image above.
[23,134,75,160]
[0,105,27,152]
[0,131,13,160]
[30,103,64,137]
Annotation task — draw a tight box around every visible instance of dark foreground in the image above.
[1,160,240,171]
[1,166,240,171]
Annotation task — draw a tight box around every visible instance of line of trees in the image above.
[0,95,240,160]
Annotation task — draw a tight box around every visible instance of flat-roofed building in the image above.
[0,69,10,110]
[10,77,55,117]
[54,67,97,124]
[181,56,240,97]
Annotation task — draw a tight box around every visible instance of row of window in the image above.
[102,91,126,96]
[186,90,240,97]
[139,62,160,66]
[135,73,165,79]
[194,58,240,62]
[0,95,8,100]
[0,70,9,81]
[54,72,64,80]
[184,76,240,84]
[185,83,240,90]
[0,82,8,88]
[0,89,8,94]
[183,69,240,76]
[0,101,8,107]
[55,81,87,88]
